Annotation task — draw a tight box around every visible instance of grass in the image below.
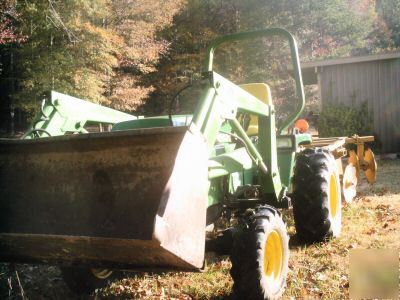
[1,159,399,299]
[100,259,233,299]
[100,159,400,300]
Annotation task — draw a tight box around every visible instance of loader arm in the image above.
[23,91,136,139]
[192,72,284,201]
[194,27,306,201]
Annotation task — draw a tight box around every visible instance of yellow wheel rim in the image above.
[329,173,338,218]
[91,268,113,279]
[264,230,283,280]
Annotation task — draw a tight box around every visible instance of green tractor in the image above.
[0,28,343,299]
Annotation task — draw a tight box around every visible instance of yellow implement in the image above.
[305,135,377,203]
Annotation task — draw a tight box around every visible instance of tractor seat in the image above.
[239,83,272,136]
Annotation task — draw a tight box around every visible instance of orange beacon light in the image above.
[294,119,309,133]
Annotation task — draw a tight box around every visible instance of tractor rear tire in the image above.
[61,267,115,295]
[292,148,342,243]
[230,205,289,300]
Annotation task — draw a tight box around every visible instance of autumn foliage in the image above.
[0,0,25,45]
[0,0,398,122]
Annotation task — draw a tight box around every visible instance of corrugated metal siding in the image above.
[319,59,400,153]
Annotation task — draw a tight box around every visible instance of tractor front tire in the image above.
[61,267,115,295]
[230,206,289,300]
[292,148,342,243]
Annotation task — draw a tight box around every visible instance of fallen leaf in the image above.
[315,273,327,281]
[364,228,377,235]
[301,288,308,297]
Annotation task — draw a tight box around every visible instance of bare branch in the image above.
[47,0,79,43]
[15,271,26,300]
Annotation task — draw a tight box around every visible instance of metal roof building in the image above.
[301,53,400,153]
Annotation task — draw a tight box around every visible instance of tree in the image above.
[0,0,27,133]
[11,0,120,112]
[140,0,378,118]
[108,0,185,111]
[1,0,185,116]
[0,0,393,128]
[0,0,25,46]
[376,0,400,47]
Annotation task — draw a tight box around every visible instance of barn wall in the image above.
[319,59,400,153]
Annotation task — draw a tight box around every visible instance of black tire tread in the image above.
[61,267,116,295]
[230,206,289,300]
[292,148,339,243]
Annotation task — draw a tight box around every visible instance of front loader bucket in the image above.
[0,125,209,270]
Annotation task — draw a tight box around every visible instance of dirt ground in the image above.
[1,159,399,299]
